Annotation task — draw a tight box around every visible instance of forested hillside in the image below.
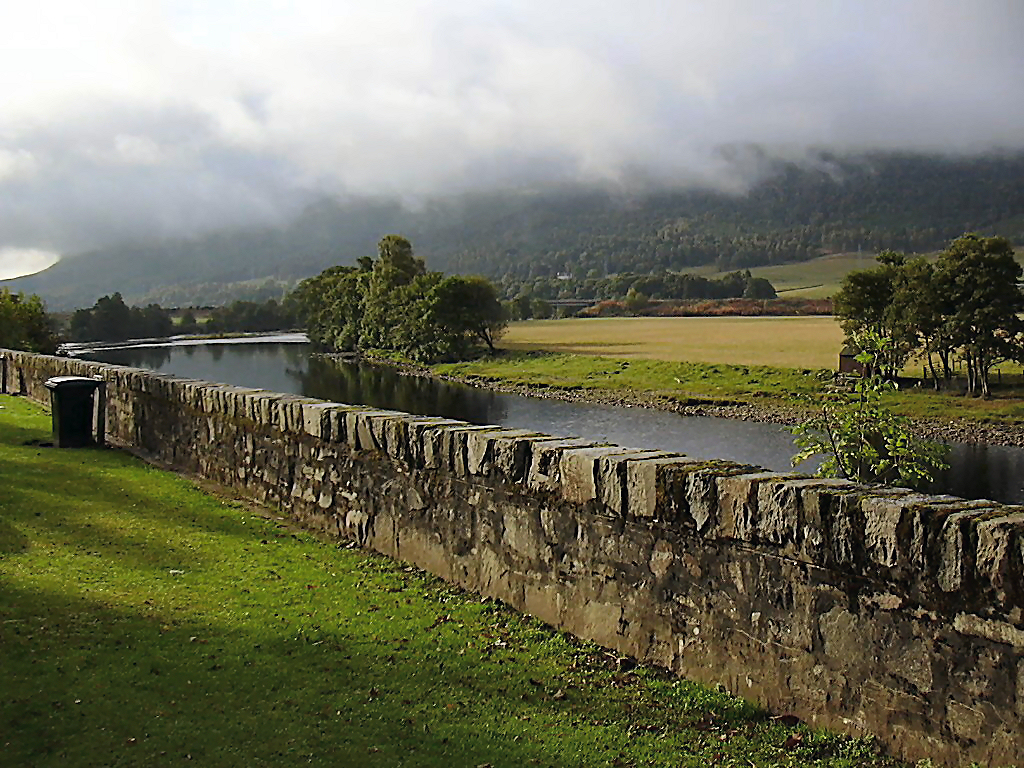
[6,151,1022,310]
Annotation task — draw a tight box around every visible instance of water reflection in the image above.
[82,341,1024,504]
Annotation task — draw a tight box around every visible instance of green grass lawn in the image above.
[0,395,905,768]
[435,349,827,406]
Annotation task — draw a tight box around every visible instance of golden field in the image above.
[500,316,846,370]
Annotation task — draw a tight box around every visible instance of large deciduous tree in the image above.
[423,276,507,357]
[0,289,59,354]
[932,234,1024,397]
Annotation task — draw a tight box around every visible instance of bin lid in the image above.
[45,376,101,390]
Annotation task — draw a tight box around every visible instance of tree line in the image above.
[500,269,775,315]
[834,233,1023,397]
[66,294,299,342]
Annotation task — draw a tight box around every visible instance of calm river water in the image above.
[80,337,1024,505]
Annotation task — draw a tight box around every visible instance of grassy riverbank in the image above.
[434,350,826,406]
[433,316,1024,434]
[0,395,905,768]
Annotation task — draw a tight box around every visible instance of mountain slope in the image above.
[6,151,1023,310]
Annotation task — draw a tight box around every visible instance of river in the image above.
[77,337,1024,505]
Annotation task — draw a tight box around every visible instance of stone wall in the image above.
[3,348,1022,767]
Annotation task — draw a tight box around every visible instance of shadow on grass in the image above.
[0,515,30,554]
[0,575,658,768]
[0,446,270,578]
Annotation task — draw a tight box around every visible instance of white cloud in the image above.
[0,0,1022,249]
[0,149,38,182]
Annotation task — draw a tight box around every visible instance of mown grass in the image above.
[0,395,907,768]
[436,350,826,407]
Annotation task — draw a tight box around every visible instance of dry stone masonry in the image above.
[3,348,1022,767]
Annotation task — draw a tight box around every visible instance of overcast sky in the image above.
[1,0,1023,275]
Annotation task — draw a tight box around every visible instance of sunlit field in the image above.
[501,316,845,370]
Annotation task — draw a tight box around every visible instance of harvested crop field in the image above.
[501,316,845,370]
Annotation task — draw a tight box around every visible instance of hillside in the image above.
[5,150,1023,310]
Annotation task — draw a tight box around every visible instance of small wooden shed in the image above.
[838,344,865,375]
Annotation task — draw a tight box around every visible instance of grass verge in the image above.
[0,394,905,768]
[434,350,826,407]
[435,346,1024,428]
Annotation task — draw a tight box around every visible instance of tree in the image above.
[833,251,921,378]
[624,287,649,313]
[423,275,507,357]
[0,289,60,354]
[68,293,176,342]
[833,235,1024,395]
[360,236,427,350]
[291,267,367,352]
[178,309,199,334]
[931,234,1024,397]
[743,276,777,300]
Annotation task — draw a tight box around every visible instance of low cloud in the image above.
[0,0,1022,253]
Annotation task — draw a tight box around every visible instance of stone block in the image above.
[463,427,491,475]
[819,606,862,663]
[444,425,495,476]
[363,411,406,453]
[526,437,597,492]
[954,613,1024,648]
[346,408,393,451]
[857,491,940,574]
[781,478,858,564]
[623,455,693,520]
[945,700,986,741]
[489,429,543,482]
[973,510,1024,604]
[301,402,339,440]
[937,507,993,593]
[413,420,450,468]
[381,415,414,461]
[717,471,783,541]
[596,449,669,516]
[648,538,674,579]
[560,446,624,505]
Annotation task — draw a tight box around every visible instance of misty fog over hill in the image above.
[3,151,1023,310]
